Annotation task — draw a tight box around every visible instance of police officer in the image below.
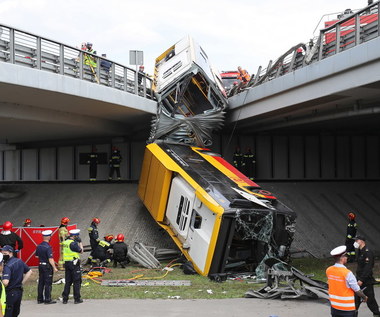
[93,235,114,267]
[87,217,100,265]
[35,230,58,304]
[113,234,130,268]
[108,147,122,180]
[0,222,23,255]
[345,212,357,262]
[1,245,32,317]
[58,217,70,270]
[354,235,380,317]
[326,245,367,317]
[61,229,83,304]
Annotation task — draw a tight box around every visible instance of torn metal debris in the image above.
[101,280,191,287]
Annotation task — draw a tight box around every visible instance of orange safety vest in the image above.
[237,69,250,83]
[326,266,356,311]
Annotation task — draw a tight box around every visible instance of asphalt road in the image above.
[19,291,378,317]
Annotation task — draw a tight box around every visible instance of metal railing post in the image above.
[123,67,127,91]
[59,44,64,75]
[335,24,341,55]
[96,56,100,84]
[378,2,380,37]
[9,28,15,63]
[355,13,361,46]
[111,63,115,88]
[36,36,41,69]
[79,51,83,80]
[318,31,324,60]
[134,70,138,95]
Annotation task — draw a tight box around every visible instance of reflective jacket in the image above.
[237,69,250,83]
[109,151,122,167]
[0,282,5,315]
[62,239,80,261]
[326,266,355,311]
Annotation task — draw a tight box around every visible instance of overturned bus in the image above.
[138,36,296,276]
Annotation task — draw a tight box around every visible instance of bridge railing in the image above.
[230,1,380,95]
[0,24,153,99]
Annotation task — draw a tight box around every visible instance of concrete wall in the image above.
[0,140,145,182]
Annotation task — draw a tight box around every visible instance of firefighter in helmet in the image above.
[23,218,32,227]
[93,235,114,267]
[108,147,122,181]
[0,221,23,254]
[87,217,100,265]
[233,146,243,171]
[345,212,357,262]
[58,217,70,270]
[113,234,130,268]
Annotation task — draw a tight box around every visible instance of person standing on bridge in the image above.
[326,245,367,317]
[354,236,380,317]
[108,147,122,181]
[87,146,98,182]
[345,212,357,262]
[237,66,250,85]
[35,230,58,305]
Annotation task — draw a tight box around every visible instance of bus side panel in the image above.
[138,147,172,222]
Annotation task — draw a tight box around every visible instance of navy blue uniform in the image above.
[88,222,99,255]
[35,241,54,303]
[0,232,23,252]
[108,150,122,180]
[113,241,129,268]
[62,240,82,303]
[2,257,30,317]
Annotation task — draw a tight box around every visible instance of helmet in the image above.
[348,212,356,220]
[92,217,100,224]
[116,234,124,242]
[104,235,114,242]
[3,221,13,231]
[86,42,93,48]
[61,217,70,225]
[24,218,32,225]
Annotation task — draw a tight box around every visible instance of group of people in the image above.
[232,146,256,179]
[0,217,130,316]
[87,146,123,182]
[326,212,379,317]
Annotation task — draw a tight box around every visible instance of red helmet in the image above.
[3,221,13,230]
[61,217,70,225]
[116,234,124,242]
[348,212,356,220]
[104,235,114,242]
[24,218,32,225]
[92,217,100,224]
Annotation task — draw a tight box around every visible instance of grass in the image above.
[22,257,380,301]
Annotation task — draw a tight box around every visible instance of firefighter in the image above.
[0,221,23,254]
[242,147,256,180]
[108,147,122,181]
[237,66,250,84]
[87,146,98,182]
[93,235,114,267]
[58,217,70,270]
[61,229,83,304]
[113,234,130,268]
[232,146,243,171]
[87,217,100,265]
[326,245,367,317]
[345,212,357,262]
[354,236,380,317]
[35,230,58,304]
[23,218,32,227]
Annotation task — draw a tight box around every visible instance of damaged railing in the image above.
[230,1,380,96]
[0,24,153,99]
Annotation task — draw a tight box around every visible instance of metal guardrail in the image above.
[0,24,154,99]
[230,1,380,96]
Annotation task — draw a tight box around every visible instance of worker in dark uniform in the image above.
[87,146,98,182]
[113,234,130,268]
[108,147,122,180]
[61,229,83,304]
[242,147,256,180]
[232,146,243,172]
[22,219,31,227]
[1,245,32,317]
[354,235,380,317]
[345,212,357,262]
[87,217,100,265]
[93,235,114,267]
[35,230,58,305]
[0,222,23,256]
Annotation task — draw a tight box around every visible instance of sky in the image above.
[0,0,367,76]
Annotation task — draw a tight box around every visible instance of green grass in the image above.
[22,257,379,301]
